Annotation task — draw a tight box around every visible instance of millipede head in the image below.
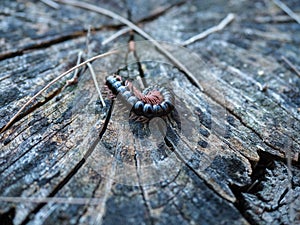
[113,81,122,89]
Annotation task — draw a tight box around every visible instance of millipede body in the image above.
[105,75,175,120]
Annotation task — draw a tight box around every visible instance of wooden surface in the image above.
[0,0,300,224]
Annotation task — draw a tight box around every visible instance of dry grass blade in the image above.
[55,0,204,91]
[84,26,106,106]
[0,74,11,82]
[273,0,300,24]
[282,56,300,78]
[0,196,104,205]
[61,51,83,92]
[182,13,235,46]
[1,50,118,133]
[40,0,60,9]
[87,62,106,107]
[102,27,131,46]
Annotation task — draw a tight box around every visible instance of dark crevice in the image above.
[230,150,283,225]
[0,25,123,61]
[164,131,236,203]
[134,153,154,225]
[19,158,85,225]
[0,32,85,61]
[232,151,275,192]
[1,0,183,62]
[275,187,290,210]
[83,100,114,160]
[74,177,103,225]
[0,207,15,225]
[1,88,63,134]
[0,117,73,174]
[1,64,88,135]
[137,1,185,24]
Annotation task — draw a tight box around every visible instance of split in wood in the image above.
[55,0,204,91]
[0,50,118,133]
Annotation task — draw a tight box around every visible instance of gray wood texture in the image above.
[0,0,299,224]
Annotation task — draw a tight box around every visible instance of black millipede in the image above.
[105,75,175,121]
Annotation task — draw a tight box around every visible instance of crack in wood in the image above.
[0,87,63,133]
[134,1,185,24]
[1,0,299,223]
[0,116,74,174]
[19,158,85,225]
[15,99,114,225]
[134,151,155,225]
[231,150,298,224]
[202,86,299,163]
[164,128,237,202]
[0,0,183,62]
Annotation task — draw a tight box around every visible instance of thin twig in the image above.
[254,15,294,23]
[102,27,131,46]
[74,51,83,78]
[273,0,300,24]
[85,26,106,106]
[1,50,118,133]
[87,62,106,107]
[282,56,300,78]
[55,0,204,91]
[40,0,60,9]
[61,51,83,91]
[0,74,11,82]
[0,196,103,205]
[181,13,235,46]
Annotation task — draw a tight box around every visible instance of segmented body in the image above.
[105,75,175,120]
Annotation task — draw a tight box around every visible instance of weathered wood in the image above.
[240,158,300,225]
[0,0,300,225]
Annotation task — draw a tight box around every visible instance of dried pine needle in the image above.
[55,0,204,91]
